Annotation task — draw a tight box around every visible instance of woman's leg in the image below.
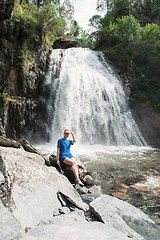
[63,157,84,186]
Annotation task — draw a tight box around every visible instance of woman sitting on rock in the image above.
[57,129,84,186]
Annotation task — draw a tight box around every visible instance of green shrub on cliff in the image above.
[6,0,65,69]
[8,1,64,43]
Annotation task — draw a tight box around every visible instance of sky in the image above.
[71,0,98,31]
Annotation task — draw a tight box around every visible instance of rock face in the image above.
[130,100,160,147]
[0,2,50,142]
[0,146,160,240]
[0,0,14,20]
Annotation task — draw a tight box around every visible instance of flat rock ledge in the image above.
[0,146,160,240]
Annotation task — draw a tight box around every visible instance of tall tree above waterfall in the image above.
[89,0,160,111]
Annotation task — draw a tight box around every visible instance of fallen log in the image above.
[0,136,21,148]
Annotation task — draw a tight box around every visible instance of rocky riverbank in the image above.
[0,145,160,240]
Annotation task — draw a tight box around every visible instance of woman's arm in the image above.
[57,147,60,165]
[70,131,76,144]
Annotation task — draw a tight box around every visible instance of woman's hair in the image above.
[64,129,69,133]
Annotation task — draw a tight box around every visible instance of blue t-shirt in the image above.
[57,138,73,162]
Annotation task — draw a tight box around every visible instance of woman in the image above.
[57,129,84,186]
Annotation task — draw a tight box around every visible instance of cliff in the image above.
[0,1,50,143]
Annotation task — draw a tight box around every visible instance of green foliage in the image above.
[8,2,39,41]
[8,1,64,41]
[17,41,35,70]
[78,30,96,49]
[132,0,160,26]
[93,0,160,110]
[100,15,142,66]
[6,1,66,69]
[89,15,102,30]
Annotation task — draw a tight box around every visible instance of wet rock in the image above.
[49,154,57,167]
[53,39,78,49]
[130,100,160,148]
[82,175,95,186]
[123,174,147,186]
[156,167,160,173]
[100,172,114,180]
[112,192,129,200]
[147,205,160,212]
[85,171,94,178]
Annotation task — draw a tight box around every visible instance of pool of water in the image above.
[37,144,160,225]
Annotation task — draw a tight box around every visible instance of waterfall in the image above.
[44,47,146,146]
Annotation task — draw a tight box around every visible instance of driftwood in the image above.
[20,138,51,166]
[0,136,21,148]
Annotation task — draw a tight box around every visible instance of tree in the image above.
[89,15,102,30]
[58,0,74,33]
[96,0,113,13]
[69,20,80,37]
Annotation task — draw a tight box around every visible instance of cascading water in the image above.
[36,48,160,225]
[44,47,146,146]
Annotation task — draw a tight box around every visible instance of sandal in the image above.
[75,179,84,187]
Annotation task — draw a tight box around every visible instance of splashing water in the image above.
[46,48,146,146]
[37,48,160,225]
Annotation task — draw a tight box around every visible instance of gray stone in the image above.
[75,184,89,194]
[0,171,4,183]
[0,199,23,240]
[89,194,160,240]
[83,175,94,186]
[81,193,100,204]
[130,100,160,148]
[0,146,88,230]
[20,210,144,240]
[89,185,103,195]
[1,146,159,240]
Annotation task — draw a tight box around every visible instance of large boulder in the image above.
[53,39,79,49]
[89,194,160,240]
[49,153,86,184]
[0,146,87,231]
